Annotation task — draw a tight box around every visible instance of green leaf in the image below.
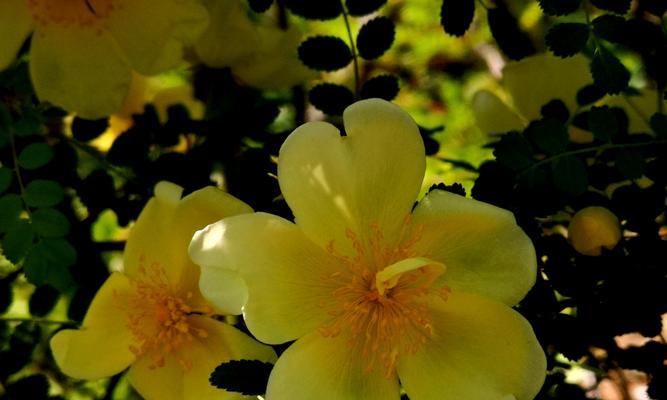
[210,360,274,396]
[0,194,23,234]
[346,0,387,16]
[24,180,65,208]
[23,238,76,292]
[440,0,475,37]
[493,132,535,170]
[546,23,590,58]
[29,285,60,317]
[525,118,569,155]
[356,17,395,60]
[284,0,342,20]
[591,0,631,14]
[588,106,619,141]
[538,0,581,15]
[360,75,399,101]
[298,36,352,71]
[614,149,646,179]
[0,167,12,194]
[31,208,70,238]
[592,14,627,43]
[17,143,54,170]
[590,46,630,95]
[309,84,355,116]
[650,113,667,137]
[1,220,34,264]
[487,4,536,60]
[577,84,607,106]
[13,108,44,137]
[551,155,588,196]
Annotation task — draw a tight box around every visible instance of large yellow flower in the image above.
[190,99,546,399]
[0,0,207,119]
[50,182,276,400]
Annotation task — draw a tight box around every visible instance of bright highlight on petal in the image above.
[192,99,545,400]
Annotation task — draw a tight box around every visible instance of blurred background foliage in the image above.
[1,0,666,399]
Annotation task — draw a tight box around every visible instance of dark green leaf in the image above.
[488,4,536,60]
[210,360,274,395]
[440,0,475,37]
[309,84,355,116]
[298,36,352,71]
[546,23,590,58]
[248,0,273,13]
[650,113,667,137]
[591,0,631,14]
[71,117,108,142]
[525,118,569,155]
[638,0,666,16]
[23,239,76,291]
[346,0,387,16]
[13,108,44,137]
[29,285,60,317]
[615,149,646,179]
[0,167,12,194]
[551,155,588,196]
[1,220,34,263]
[356,17,395,60]
[590,46,630,94]
[577,84,607,106]
[5,375,49,400]
[31,208,70,238]
[588,106,619,141]
[428,182,466,196]
[284,0,342,20]
[24,180,65,208]
[360,75,399,100]
[592,14,627,44]
[0,276,12,314]
[17,143,54,170]
[493,132,535,170]
[623,19,664,54]
[0,194,23,234]
[541,100,570,123]
[538,0,581,15]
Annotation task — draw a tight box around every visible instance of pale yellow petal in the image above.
[124,182,252,296]
[106,0,208,75]
[0,0,32,70]
[50,273,136,379]
[278,99,425,256]
[266,331,400,400]
[397,292,546,400]
[503,53,591,121]
[29,25,131,119]
[183,316,277,400]
[189,213,339,344]
[471,90,525,135]
[128,354,183,400]
[410,190,536,306]
[194,0,259,67]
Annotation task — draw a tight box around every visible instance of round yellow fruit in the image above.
[568,206,622,256]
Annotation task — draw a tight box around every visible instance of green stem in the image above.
[341,3,360,98]
[517,139,667,178]
[8,128,31,219]
[64,136,135,182]
[0,316,78,326]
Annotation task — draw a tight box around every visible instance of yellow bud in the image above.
[568,206,621,256]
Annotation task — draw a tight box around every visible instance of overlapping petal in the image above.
[29,25,131,119]
[397,292,546,400]
[190,212,340,344]
[266,331,400,400]
[124,182,252,297]
[471,90,525,135]
[0,0,32,70]
[278,99,425,256]
[50,273,136,379]
[410,190,536,306]
[128,353,184,400]
[105,0,208,75]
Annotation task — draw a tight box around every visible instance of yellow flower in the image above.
[0,0,208,119]
[50,182,276,400]
[568,206,621,256]
[193,0,315,90]
[190,99,546,399]
[472,53,666,142]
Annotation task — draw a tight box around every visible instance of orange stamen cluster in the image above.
[123,261,211,371]
[320,216,450,378]
[27,0,116,28]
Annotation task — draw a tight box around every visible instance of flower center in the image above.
[27,0,116,27]
[124,263,211,370]
[320,219,450,378]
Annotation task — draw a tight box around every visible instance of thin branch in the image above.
[341,4,360,98]
[0,316,78,327]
